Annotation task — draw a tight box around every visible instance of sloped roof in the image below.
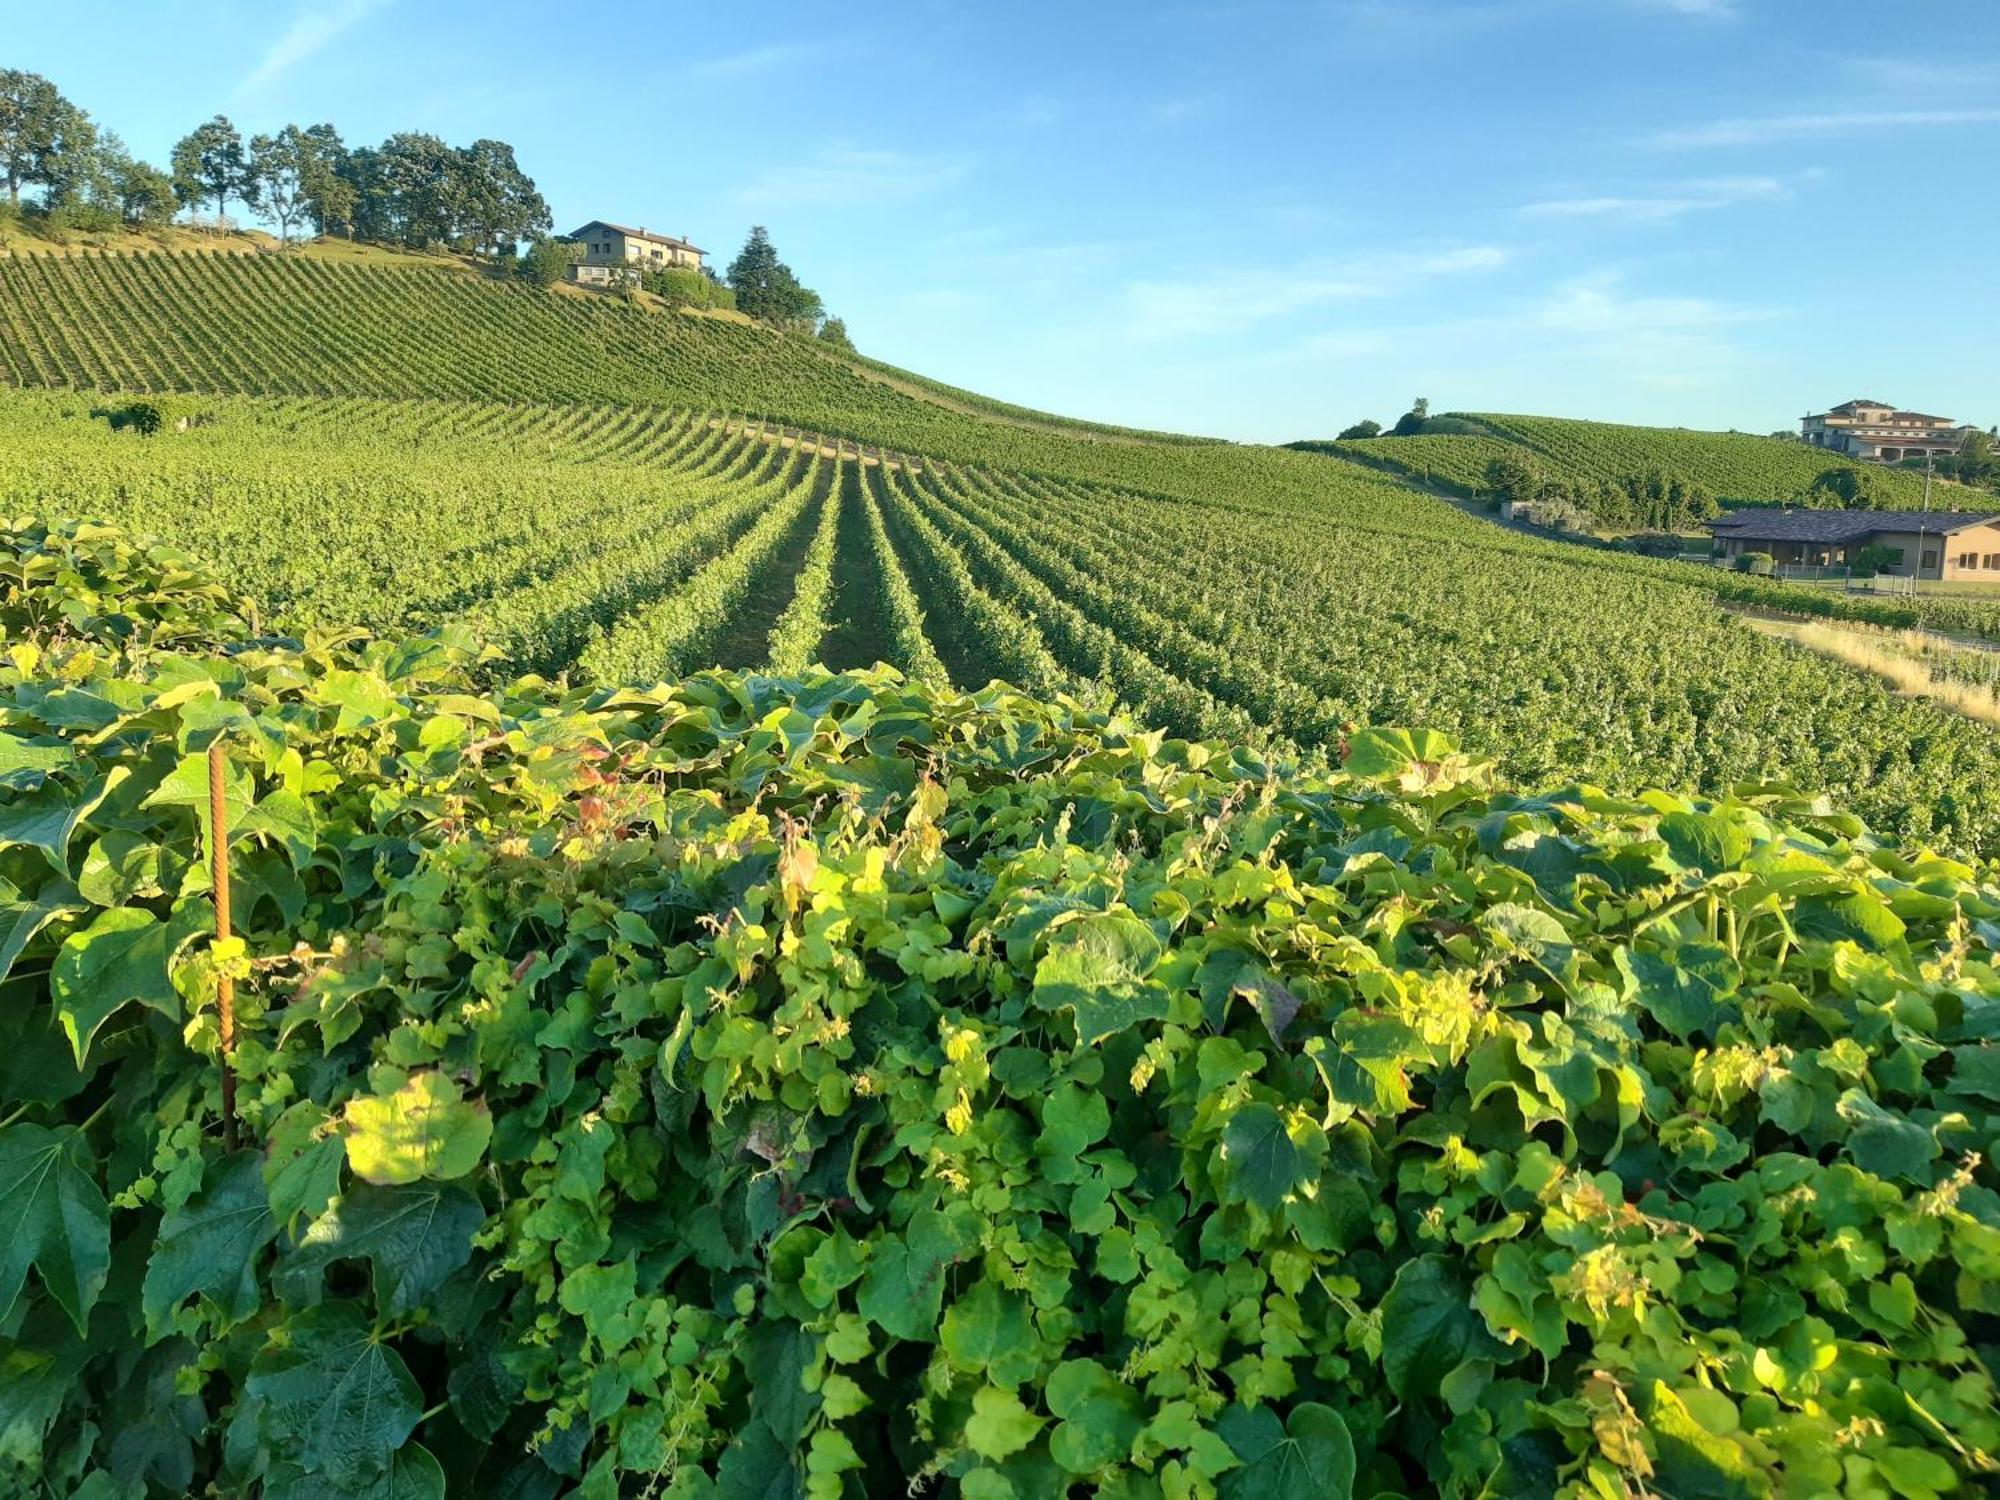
[1817,400,1956,425]
[568,221,705,253]
[1709,509,1999,542]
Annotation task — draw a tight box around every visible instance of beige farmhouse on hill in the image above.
[1710,508,2000,581]
[1799,399,1976,463]
[566,221,706,285]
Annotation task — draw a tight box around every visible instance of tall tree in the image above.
[727,226,823,330]
[247,126,317,244]
[0,70,94,208]
[297,124,354,237]
[374,131,456,246]
[337,145,390,241]
[171,115,249,224]
[455,138,549,258]
[114,155,178,228]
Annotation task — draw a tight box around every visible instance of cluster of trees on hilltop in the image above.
[1337,398,1484,440]
[167,118,549,255]
[3,69,862,350]
[1,69,176,232]
[0,69,548,257]
[1486,452,1719,533]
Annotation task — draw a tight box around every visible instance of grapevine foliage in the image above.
[2,519,1997,1498]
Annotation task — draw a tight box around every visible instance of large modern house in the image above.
[566,221,706,285]
[1709,508,2000,580]
[1799,400,1973,463]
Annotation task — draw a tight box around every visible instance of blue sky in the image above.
[10,0,1999,441]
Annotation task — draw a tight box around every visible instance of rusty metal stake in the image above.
[208,739,238,1151]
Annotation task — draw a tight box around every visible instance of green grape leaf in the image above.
[966,1385,1045,1461]
[941,1279,1040,1387]
[1218,1103,1308,1211]
[1617,946,1735,1041]
[1836,1090,1940,1182]
[142,1151,277,1336]
[274,1181,483,1317]
[244,1302,424,1489]
[0,1123,110,1335]
[0,876,84,985]
[1380,1254,1496,1401]
[341,1072,492,1185]
[52,905,180,1066]
[715,1417,803,1500]
[1032,911,1171,1045]
[1216,1402,1354,1500]
[1045,1358,1143,1475]
[856,1235,947,1343]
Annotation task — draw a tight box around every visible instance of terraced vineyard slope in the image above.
[0,251,1198,470]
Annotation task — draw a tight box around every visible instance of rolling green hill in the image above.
[1304,411,1970,509]
[0,250,1204,473]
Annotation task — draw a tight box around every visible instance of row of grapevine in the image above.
[763,465,847,675]
[576,451,832,684]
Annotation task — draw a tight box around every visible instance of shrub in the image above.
[1736,550,1775,574]
[644,264,735,311]
[816,315,855,354]
[515,235,579,287]
[118,395,206,435]
[1853,543,1901,578]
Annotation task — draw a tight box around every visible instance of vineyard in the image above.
[1319,412,1966,509]
[6,388,2000,858]
[3,246,2000,1499]
[0,252,1212,481]
[2,519,1996,1499]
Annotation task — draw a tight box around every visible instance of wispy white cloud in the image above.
[1520,172,1811,224]
[1121,245,1507,339]
[1645,107,2000,149]
[1530,270,1770,337]
[237,0,393,96]
[685,43,815,79]
[1014,95,1063,128]
[1150,92,1221,125]
[1628,0,1738,17]
[1835,55,2000,93]
[730,145,966,208]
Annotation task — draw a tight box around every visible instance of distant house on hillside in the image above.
[1709,508,2000,580]
[566,221,706,285]
[1799,399,1974,463]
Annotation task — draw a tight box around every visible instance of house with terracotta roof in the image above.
[1799,399,1974,463]
[566,221,706,285]
[1709,507,2000,580]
